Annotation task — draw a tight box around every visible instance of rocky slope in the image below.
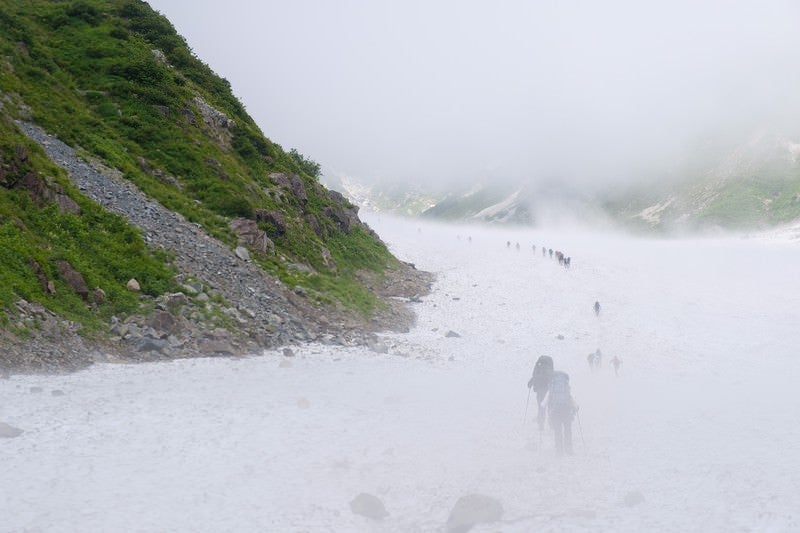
[1,120,432,373]
[0,1,432,373]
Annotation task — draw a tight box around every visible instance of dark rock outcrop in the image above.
[269,172,307,205]
[229,217,274,254]
[254,209,287,236]
[56,260,89,300]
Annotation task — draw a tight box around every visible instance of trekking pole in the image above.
[576,410,586,448]
[523,387,532,425]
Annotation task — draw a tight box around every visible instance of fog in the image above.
[3,215,800,531]
[148,0,800,191]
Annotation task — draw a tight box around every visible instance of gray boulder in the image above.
[349,492,388,520]
[0,422,24,438]
[234,246,250,261]
[147,311,177,335]
[56,260,89,300]
[446,493,503,533]
[229,217,274,254]
[254,209,287,236]
[623,490,645,507]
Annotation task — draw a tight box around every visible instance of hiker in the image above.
[527,356,554,431]
[611,355,622,376]
[532,244,536,253]
[544,370,577,455]
[586,349,601,372]
[593,301,601,316]
[549,248,553,258]
[515,242,520,251]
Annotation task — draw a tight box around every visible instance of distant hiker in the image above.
[507,241,511,248]
[527,356,554,431]
[544,371,577,455]
[549,248,553,258]
[611,355,622,376]
[515,242,520,251]
[586,349,602,372]
[542,247,546,257]
[565,257,571,268]
[532,244,536,253]
[593,301,601,316]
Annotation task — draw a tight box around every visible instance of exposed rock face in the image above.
[254,209,287,236]
[229,217,274,254]
[151,48,169,65]
[269,172,307,205]
[304,213,322,237]
[56,260,89,300]
[192,96,235,149]
[325,190,361,234]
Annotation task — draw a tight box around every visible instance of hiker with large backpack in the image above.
[544,370,578,455]
[527,356,554,431]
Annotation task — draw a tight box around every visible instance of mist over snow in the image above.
[3,216,800,531]
[149,0,800,192]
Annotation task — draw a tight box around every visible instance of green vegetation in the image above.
[699,165,800,228]
[0,0,395,329]
[0,116,175,333]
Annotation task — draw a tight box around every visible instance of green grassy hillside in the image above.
[608,142,800,232]
[0,0,395,333]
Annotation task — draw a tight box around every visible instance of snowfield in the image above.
[2,214,800,532]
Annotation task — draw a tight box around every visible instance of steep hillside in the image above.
[609,131,800,232]
[0,0,430,372]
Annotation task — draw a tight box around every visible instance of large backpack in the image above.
[548,371,572,413]
[532,356,554,392]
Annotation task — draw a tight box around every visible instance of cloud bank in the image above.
[150,0,800,191]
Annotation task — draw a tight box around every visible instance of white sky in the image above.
[148,0,800,190]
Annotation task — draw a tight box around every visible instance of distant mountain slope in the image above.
[323,174,438,216]
[341,129,800,232]
[421,185,532,224]
[609,130,800,232]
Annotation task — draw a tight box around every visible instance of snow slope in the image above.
[2,215,799,532]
